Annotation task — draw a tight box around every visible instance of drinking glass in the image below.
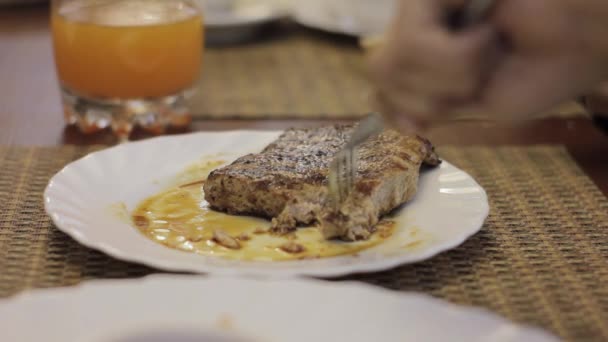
[51,0,204,139]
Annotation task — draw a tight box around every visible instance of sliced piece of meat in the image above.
[203,124,440,241]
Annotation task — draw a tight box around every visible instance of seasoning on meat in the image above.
[204,125,440,241]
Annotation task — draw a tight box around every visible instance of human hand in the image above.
[369,0,608,131]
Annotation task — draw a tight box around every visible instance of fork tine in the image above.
[348,148,356,190]
[339,151,349,201]
[328,149,347,205]
[343,149,352,199]
[328,113,384,208]
[328,156,340,204]
[336,148,355,202]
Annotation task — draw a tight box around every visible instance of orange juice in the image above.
[52,0,203,99]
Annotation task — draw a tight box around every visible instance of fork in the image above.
[328,0,498,207]
[328,112,384,205]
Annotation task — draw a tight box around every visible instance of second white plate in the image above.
[44,131,489,277]
[0,275,556,342]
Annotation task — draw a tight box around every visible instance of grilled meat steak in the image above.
[203,125,440,241]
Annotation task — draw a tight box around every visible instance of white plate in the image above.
[198,0,287,44]
[291,0,396,37]
[44,131,489,277]
[200,0,287,28]
[0,275,556,342]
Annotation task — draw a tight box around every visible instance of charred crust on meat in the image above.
[355,180,378,196]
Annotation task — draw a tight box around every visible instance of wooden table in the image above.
[1,4,607,197]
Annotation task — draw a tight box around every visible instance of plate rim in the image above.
[290,1,386,37]
[0,274,557,341]
[202,1,288,28]
[291,10,362,37]
[44,130,490,278]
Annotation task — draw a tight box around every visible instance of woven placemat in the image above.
[190,29,589,120]
[1,145,607,341]
[191,32,371,118]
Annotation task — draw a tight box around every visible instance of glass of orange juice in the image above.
[51,0,204,139]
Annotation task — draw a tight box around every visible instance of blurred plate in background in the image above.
[291,0,396,37]
[199,0,288,44]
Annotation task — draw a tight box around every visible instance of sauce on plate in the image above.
[131,160,395,261]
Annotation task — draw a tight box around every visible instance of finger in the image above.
[373,87,433,132]
[492,0,568,52]
[382,26,497,101]
[454,55,600,119]
[438,25,497,77]
[381,83,435,116]
[391,0,444,27]
[377,103,430,134]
